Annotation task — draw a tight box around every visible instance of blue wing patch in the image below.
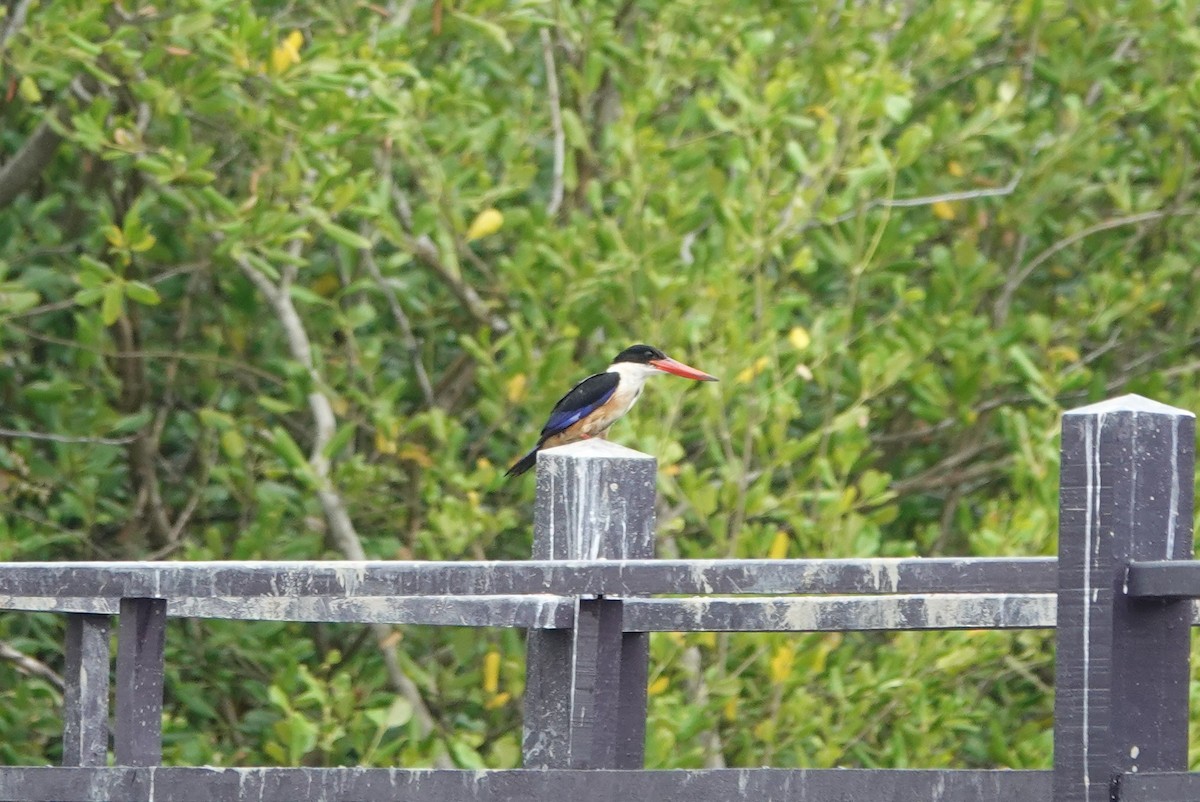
[539,372,619,440]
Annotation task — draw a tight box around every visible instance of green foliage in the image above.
[3,0,1200,771]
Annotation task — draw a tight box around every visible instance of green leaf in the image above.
[318,219,372,250]
[448,738,487,769]
[101,281,125,325]
[111,410,153,434]
[322,423,356,459]
[450,11,513,53]
[258,396,295,415]
[0,290,39,313]
[125,281,161,306]
[220,429,247,459]
[270,426,313,477]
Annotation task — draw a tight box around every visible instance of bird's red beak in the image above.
[650,357,719,382]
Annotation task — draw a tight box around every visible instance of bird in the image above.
[505,344,718,477]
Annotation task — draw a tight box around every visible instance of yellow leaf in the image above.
[484,692,511,710]
[129,234,156,253]
[723,697,738,722]
[1047,346,1080,364]
[18,75,41,103]
[105,225,125,249]
[505,373,527,403]
[787,326,810,351]
[736,356,771,384]
[398,444,433,467]
[931,200,956,221]
[696,632,716,648]
[768,530,789,560]
[375,432,395,454]
[769,644,794,683]
[648,676,669,696]
[947,160,965,177]
[466,208,504,241]
[312,273,341,297]
[270,30,303,74]
[482,650,500,694]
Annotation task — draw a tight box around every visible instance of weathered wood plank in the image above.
[622,593,1058,631]
[0,557,1057,598]
[0,594,575,627]
[0,591,1082,631]
[524,440,655,769]
[1124,561,1200,598]
[61,614,110,767]
[1053,395,1195,802]
[567,598,624,768]
[1120,771,1200,802]
[114,598,167,767]
[0,766,1053,802]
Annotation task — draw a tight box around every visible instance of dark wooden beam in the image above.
[1053,395,1194,802]
[0,766,1052,802]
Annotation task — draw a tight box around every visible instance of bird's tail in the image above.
[505,446,539,478]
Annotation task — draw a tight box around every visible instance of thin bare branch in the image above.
[3,321,285,386]
[994,208,1196,322]
[809,172,1023,230]
[0,0,33,58]
[0,639,63,690]
[411,234,509,333]
[235,247,439,743]
[0,117,63,209]
[359,235,436,406]
[0,427,136,446]
[540,28,565,217]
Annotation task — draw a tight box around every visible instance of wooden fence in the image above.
[0,393,1198,801]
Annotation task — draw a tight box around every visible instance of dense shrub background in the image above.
[3,0,1200,769]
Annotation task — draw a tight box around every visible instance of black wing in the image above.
[539,372,619,440]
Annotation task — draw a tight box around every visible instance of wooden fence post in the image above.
[114,597,167,766]
[522,439,656,770]
[61,614,110,768]
[1054,394,1194,802]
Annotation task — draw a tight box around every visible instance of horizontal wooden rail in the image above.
[1120,771,1200,801]
[0,592,1060,630]
[1124,560,1200,598]
[0,766,1052,802]
[0,557,1056,598]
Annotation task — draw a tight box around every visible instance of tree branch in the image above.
[411,234,509,333]
[235,247,440,745]
[993,208,1195,323]
[0,427,136,445]
[0,0,33,58]
[539,28,565,217]
[808,172,1023,230]
[359,235,436,406]
[0,117,63,209]
[0,639,63,690]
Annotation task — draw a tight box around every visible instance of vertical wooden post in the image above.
[61,613,111,767]
[1054,394,1194,802]
[522,439,656,769]
[114,597,167,766]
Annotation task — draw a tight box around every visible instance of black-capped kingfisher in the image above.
[505,344,718,477]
